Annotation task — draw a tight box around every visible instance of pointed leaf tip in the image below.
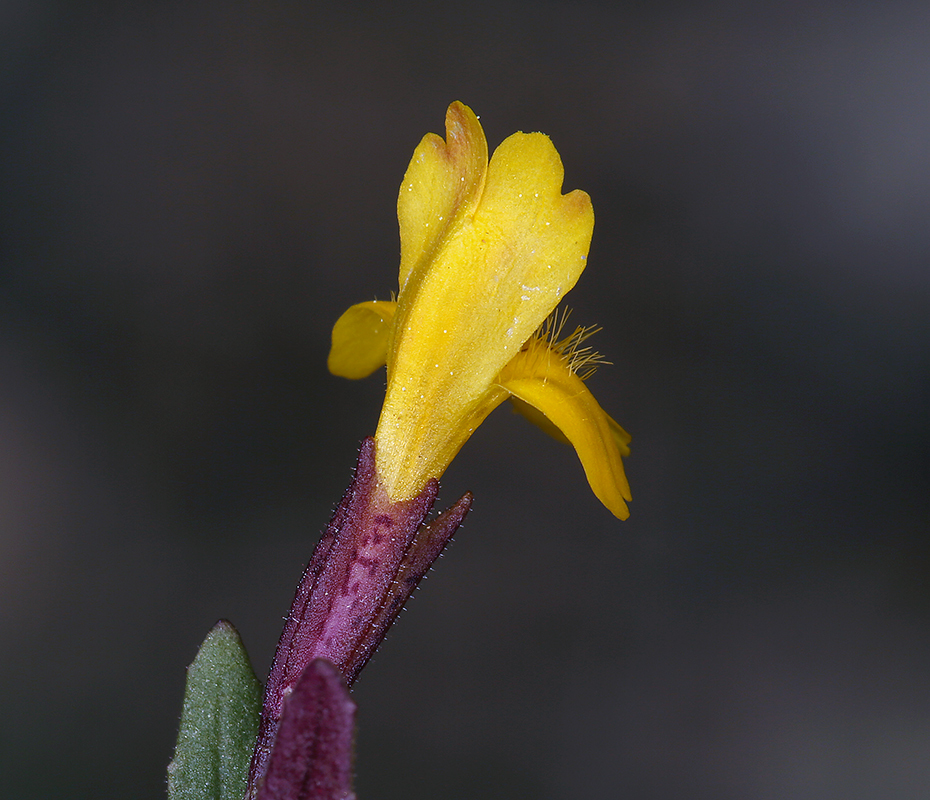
[168,620,263,800]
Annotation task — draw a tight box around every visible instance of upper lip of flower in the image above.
[328,101,631,519]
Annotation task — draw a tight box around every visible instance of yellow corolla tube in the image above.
[329,101,631,519]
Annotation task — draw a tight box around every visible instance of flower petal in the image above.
[509,395,571,445]
[499,350,631,519]
[397,101,488,293]
[609,417,632,459]
[512,394,631,457]
[328,301,396,379]
[377,116,594,500]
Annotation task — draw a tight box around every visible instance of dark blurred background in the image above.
[2,1,928,798]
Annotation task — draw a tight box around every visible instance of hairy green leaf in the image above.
[167,620,262,800]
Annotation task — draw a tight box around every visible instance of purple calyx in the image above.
[247,437,471,798]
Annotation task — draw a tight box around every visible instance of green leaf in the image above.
[167,620,263,800]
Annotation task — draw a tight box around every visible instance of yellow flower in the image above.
[328,102,631,519]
